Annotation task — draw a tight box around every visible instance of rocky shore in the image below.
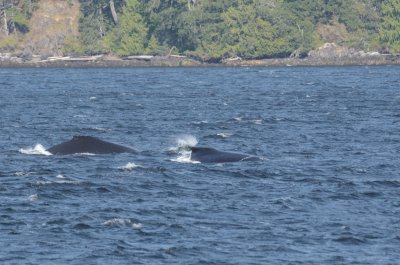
[1,43,399,68]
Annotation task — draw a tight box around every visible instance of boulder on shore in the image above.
[308,43,381,59]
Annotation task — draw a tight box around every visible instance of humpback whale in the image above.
[47,136,138,155]
[190,147,259,163]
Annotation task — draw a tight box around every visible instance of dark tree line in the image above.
[2,0,400,59]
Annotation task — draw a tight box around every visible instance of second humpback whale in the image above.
[47,136,138,155]
[190,147,259,163]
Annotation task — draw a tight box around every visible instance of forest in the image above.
[0,0,399,61]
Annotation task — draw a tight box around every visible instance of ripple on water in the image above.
[2,67,400,264]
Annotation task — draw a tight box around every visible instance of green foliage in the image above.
[78,12,108,55]
[62,36,85,56]
[146,34,160,54]
[0,33,19,50]
[71,0,388,58]
[78,0,125,54]
[7,7,29,32]
[219,3,290,58]
[0,0,38,33]
[0,0,392,58]
[379,0,400,54]
[103,0,148,55]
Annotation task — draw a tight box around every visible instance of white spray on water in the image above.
[19,144,52,156]
[170,135,200,163]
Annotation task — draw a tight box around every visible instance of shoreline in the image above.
[0,54,399,68]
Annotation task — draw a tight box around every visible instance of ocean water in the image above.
[0,66,399,264]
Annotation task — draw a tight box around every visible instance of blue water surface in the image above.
[0,66,399,264]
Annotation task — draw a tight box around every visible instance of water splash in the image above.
[176,134,198,148]
[171,150,200,164]
[169,135,200,163]
[19,144,52,156]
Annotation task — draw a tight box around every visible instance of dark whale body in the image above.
[190,147,259,163]
[47,136,137,155]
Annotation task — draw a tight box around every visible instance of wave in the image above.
[92,127,108,132]
[73,153,96,156]
[28,194,38,201]
[34,175,84,186]
[217,132,233,138]
[118,162,141,171]
[15,171,34,176]
[251,119,263,125]
[102,218,142,228]
[19,144,52,156]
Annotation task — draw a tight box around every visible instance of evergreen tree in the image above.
[103,0,148,55]
[220,1,291,58]
[379,0,400,54]
[68,0,390,57]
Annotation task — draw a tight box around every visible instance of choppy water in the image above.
[1,66,399,264]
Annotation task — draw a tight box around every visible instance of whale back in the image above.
[47,136,137,155]
[190,146,257,163]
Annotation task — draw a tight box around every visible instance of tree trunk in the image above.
[98,7,104,37]
[3,9,9,35]
[109,0,118,24]
[10,2,14,33]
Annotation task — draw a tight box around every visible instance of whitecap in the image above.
[252,119,263,125]
[90,127,109,132]
[55,175,83,184]
[192,120,208,125]
[89,96,97,100]
[34,175,83,186]
[19,144,52,156]
[34,180,53,185]
[56,180,83,184]
[119,162,141,171]
[354,168,368,173]
[217,133,233,138]
[73,114,87,118]
[132,223,143,228]
[102,218,142,228]
[15,171,32,176]
[28,194,38,201]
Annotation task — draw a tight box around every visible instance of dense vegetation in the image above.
[1,0,400,60]
[0,0,37,34]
